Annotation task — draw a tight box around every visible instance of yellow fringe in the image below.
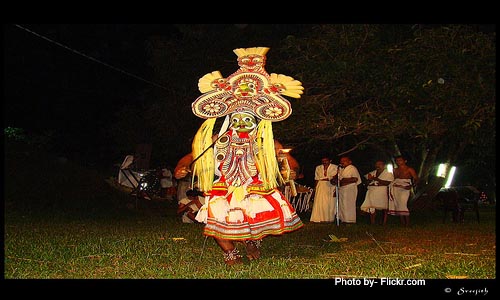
[192,118,216,192]
[228,186,245,202]
[255,120,283,189]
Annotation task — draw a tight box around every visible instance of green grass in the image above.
[4,140,496,279]
[4,205,496,279]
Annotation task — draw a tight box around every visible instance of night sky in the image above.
[4,24,496,185]
[4,24,314,171]
[4,24,177,145]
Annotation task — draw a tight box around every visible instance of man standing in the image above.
[360,160,394,225]
[388,155,419,227]
[333,155,361,224]
[310,156,338,223]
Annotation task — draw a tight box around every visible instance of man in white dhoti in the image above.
[310,157,338,223]
[361,160,394,225]
[388,156,419,227]
[334,156,361,224]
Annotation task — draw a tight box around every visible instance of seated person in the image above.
[177,189,205,223]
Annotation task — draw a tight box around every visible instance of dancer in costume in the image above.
[174,47,304,265]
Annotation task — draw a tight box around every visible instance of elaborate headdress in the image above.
[191,47,304,191]
[192,46,303,121]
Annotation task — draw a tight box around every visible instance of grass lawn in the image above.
[4,141,496,285]
[4,201,495,279]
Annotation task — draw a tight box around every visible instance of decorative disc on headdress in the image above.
[192,47,304,122]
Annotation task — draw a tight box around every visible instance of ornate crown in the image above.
[192,47,304,121]
[233,47,270,58]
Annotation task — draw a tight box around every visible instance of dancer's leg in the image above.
[214,238,242,265]
[245,239,262,260]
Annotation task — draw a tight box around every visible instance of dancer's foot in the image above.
[245,240,261,260]
[223,248,243,265]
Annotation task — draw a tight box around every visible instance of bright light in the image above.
[436,163,448,178]
[387,163,393,173]
[444,166,456,188]
[280,148,292,154]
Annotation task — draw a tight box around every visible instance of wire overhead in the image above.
[14,24,169,91]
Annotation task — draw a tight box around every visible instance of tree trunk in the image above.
[418,141,443,185]
[417,147,429,180]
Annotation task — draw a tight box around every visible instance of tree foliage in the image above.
[270,24,495,186]
[108,24,495,188]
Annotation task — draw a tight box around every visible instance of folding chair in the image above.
[118,155,141,188]
[117,145,163,207]
[285,184,314,213]
[117,154,158,205]
[117,155,144,207]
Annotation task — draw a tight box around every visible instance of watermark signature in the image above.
[444,287,489,296]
